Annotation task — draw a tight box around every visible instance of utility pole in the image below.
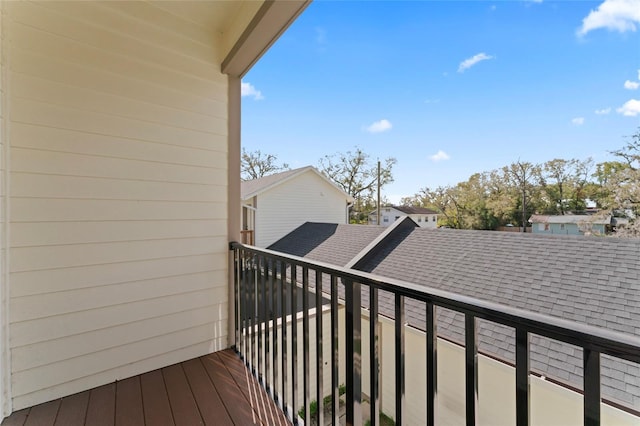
[377,160,381,225]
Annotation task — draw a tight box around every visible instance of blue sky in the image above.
[241,0,640,203]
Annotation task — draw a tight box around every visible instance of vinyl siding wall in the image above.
[4,2,231,410]
[255,171,349,247]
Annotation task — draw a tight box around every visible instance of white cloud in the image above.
[429,150,450,162]
[577,0,640,36]
[595,107,612,115]
[364,119,392,133]
[241,82,264,100]
[458,53,494,73]
[624,80,640,90]
[617,99,640,116]
[315,27,327,45]
[571,117,585,125]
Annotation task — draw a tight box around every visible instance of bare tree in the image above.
[241,149,289,181]
[504,161,539,231]
[318,147,396,214]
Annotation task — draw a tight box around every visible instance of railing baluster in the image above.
[291,265,298,423]
[584,348,601,426]
[281,264,288,416]
[345,280,362,426]
[516,328,529,426]
[265,258,271,387]
[465,314,478,426]
[251,256,257,375]
[370,286,379,426]
[426,303,437,426]
[258,255,264,383]
[272,259,279,403]
[234,247,240,351]
[331,275,339,426]
[316,271,324,426]
[395,294,405,426]
[243,249,249,366]
[302,267,310,425]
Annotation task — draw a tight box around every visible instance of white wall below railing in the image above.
[247,301,638,425]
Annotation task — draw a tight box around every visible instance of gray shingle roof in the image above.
[355,228,640,409]
[268,222,387,267]
[270,223,640,410]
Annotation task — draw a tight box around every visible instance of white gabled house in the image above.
[369,205,439,228]
[241,166,353,247]
[0,0,309,419]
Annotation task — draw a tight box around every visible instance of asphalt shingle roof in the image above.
[270,223,640,410]
[356,228,640,409]
[268,222,387,267]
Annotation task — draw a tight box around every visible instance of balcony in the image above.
[230,242,640,426]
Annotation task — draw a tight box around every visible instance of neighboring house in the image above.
[270,222,640,423]
[241,166,354,247]
[368,205,438,228]
[0,1,309,419]
[529,214,611,235]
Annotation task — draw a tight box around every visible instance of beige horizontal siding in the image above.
[256,171,349,247]
[6,1,232,410]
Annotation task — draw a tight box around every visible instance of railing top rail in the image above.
[231,241,640,363]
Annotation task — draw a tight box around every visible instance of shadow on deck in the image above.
[2,349,290,426]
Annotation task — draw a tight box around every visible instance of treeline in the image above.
[401,128,640,235]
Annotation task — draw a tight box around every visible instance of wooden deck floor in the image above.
[1,349,291,426]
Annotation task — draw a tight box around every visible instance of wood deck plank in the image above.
[1,349,290,426]
[54,391,89,426]
[201,352,267,425]
[181,358,233,426]
[85,383,115,426]
[1,409,30,426]
[115,377,144,426]
[162,364,203,426]
[140,370,175,426]
[23,400,60,426]
[217,350,291,426]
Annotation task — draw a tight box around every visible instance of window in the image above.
[560,224,565,230]
[432,216,436,222]
[383,217,389,222]
[544,224,550,231]
[418,217,422,222]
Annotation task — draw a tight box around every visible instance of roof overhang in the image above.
[222,0,311,77]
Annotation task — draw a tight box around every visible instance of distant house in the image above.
[241,166,353,247]
[529,214,611,236]
[368,205,439,228]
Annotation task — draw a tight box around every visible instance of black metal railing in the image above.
[230,242,640,426]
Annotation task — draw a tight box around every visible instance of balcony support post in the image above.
[345,280,362,426]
